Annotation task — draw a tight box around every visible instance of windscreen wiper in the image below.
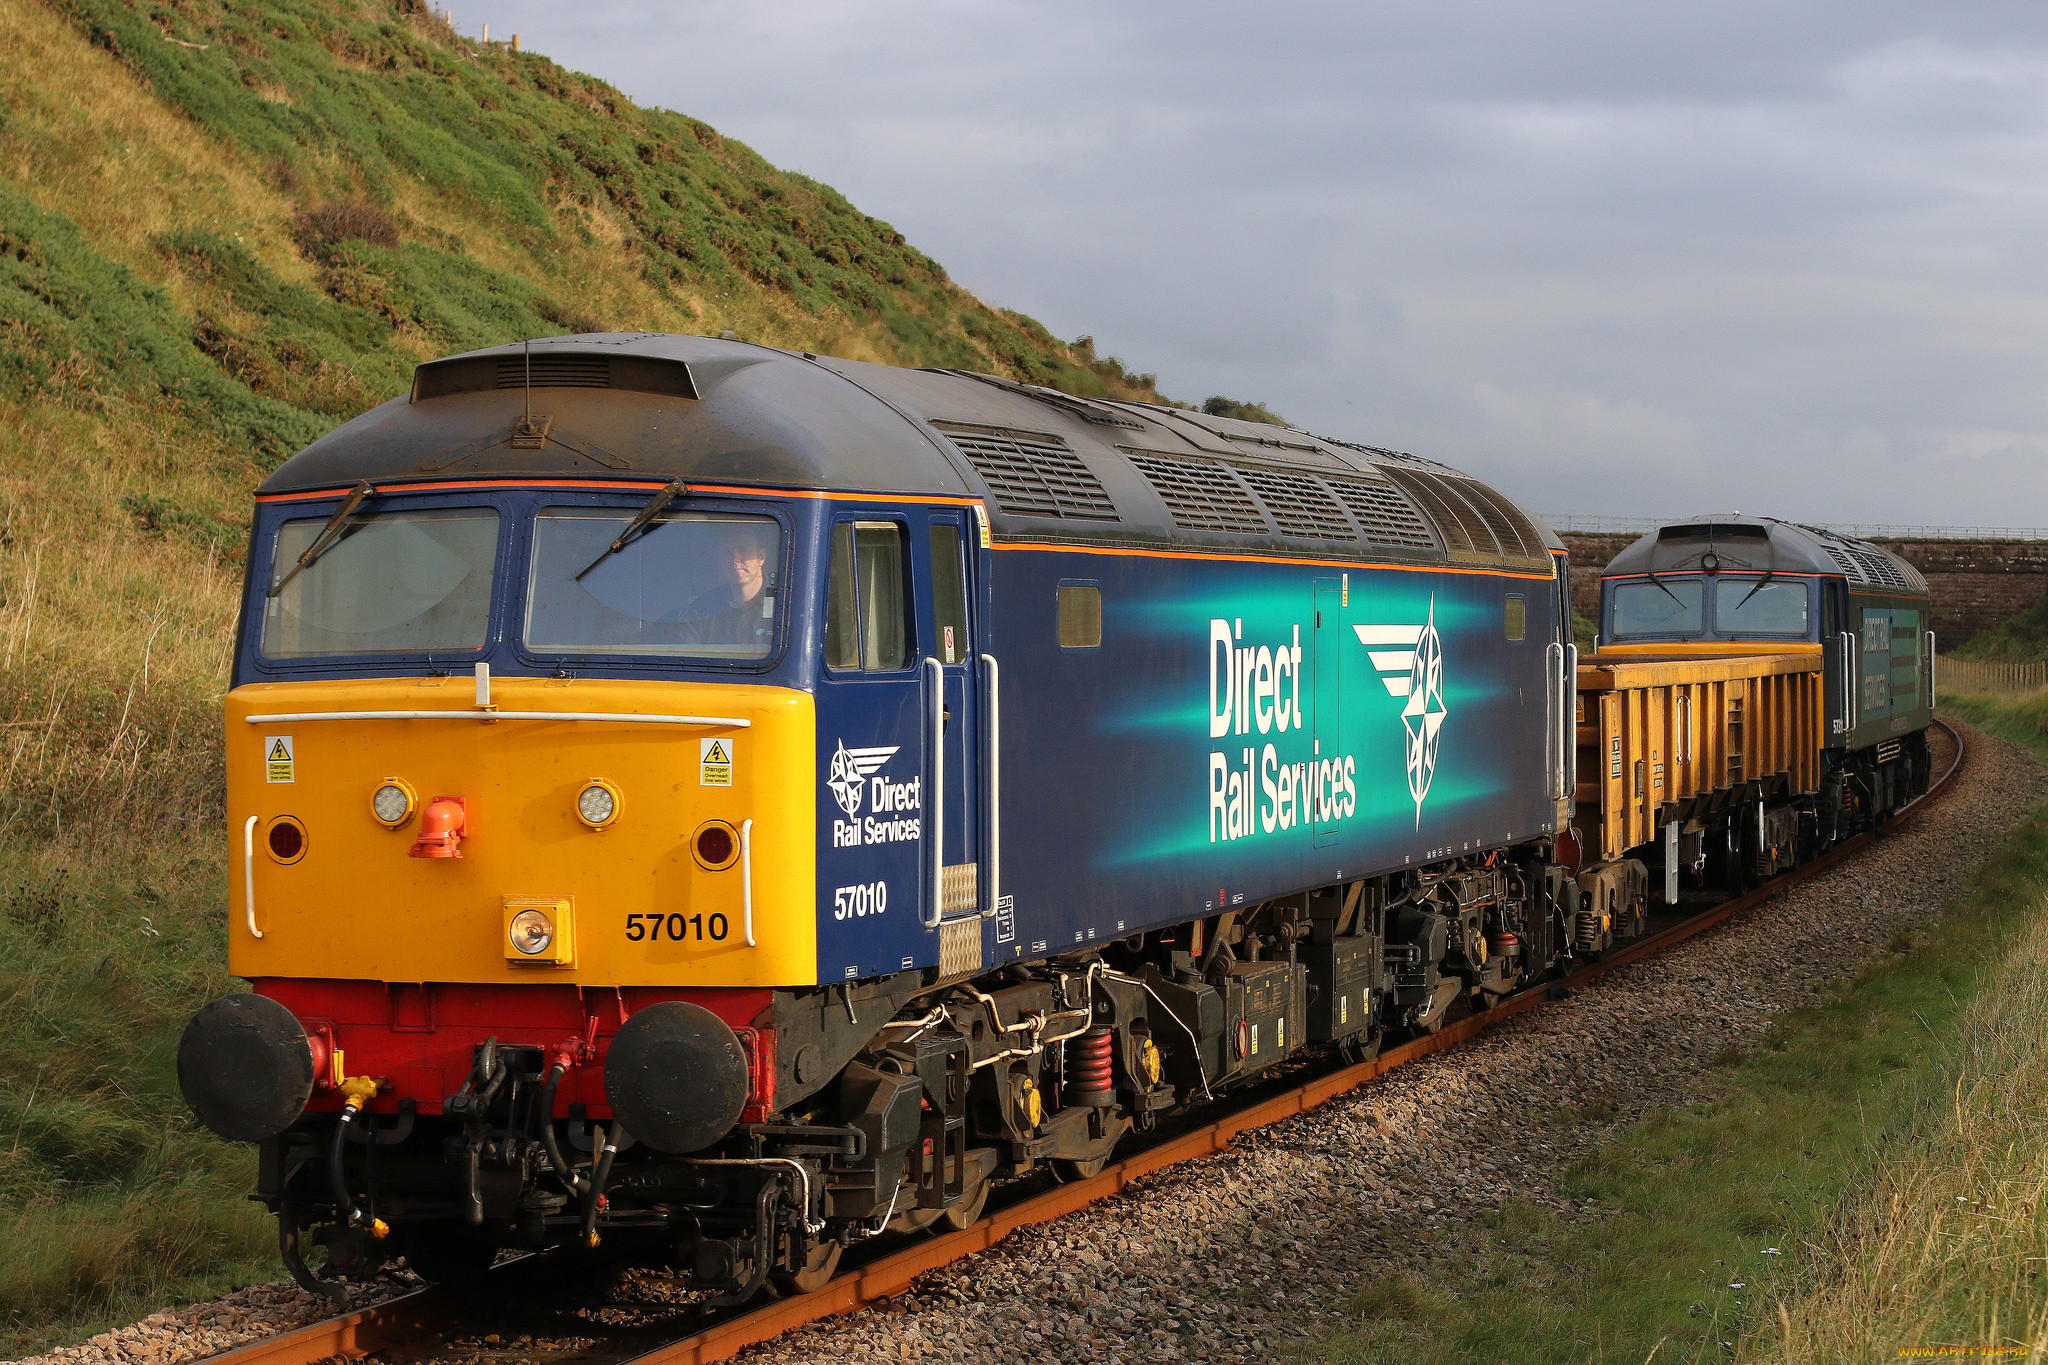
[574,479,688,582]
[267,480,375,599]
[1734,569,1776,610]
[1644,567,1685,607]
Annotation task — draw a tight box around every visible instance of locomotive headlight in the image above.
[575,780,620,829]
[370,780,415,827]
[509,908,556,956]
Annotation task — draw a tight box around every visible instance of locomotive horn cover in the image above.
[178,993,317,1142]
[603,1001,750,1153]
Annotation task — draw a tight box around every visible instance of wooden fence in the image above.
[1936,655,2048,696]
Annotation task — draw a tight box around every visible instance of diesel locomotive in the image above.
[175,333,1926,1300]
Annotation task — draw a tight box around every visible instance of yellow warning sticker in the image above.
[265,736,295,784]
[974,503,991,548]
[699,737,733,787]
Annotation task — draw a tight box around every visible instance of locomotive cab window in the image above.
[825,521,911,671]
[525,508,782,659]
[1610,578,1704,638]
[1715,578,1810,637]
[263,506,499,658]
[1058,583,1102,649]
[929,524,970,665]
[1503,594,1526,641]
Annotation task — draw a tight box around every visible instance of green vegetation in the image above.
[1312,783,2048,1364]
[1200,394,1287,426]
[0,840,272,1354]
[0,0,1198,1344]
[1941,692,2048,761]
[1952,593,2048,663]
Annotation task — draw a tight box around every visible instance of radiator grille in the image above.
[496,354,611,388]
[1846,546,1912,591]
[1233,466,1354,539]
[1450,479,1549,565]
[1127,455,1269,534]
[1380,468,1492,557]
[948,433,1119,521]
[1323,477,1439,550]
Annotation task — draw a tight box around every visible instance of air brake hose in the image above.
[538,1063,588,1195]
[329,1076,386,1237]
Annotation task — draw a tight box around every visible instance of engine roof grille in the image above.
[1847,546,1912,591]
[1453,479,1549,566]
[1232,466,1353,539]
[412,351,698,401]
[498,355,610,389]
[1126,455,1268,534]
[1323,477,1439,550]
[946,430,1119,521]
[1379,468,1491,558]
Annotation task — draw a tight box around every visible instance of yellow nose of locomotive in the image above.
[225,674,815,987]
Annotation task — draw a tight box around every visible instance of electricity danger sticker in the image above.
[700,738,734,787]
[264,736,295,784]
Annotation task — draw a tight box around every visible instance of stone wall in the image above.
[1557,533,2048,643]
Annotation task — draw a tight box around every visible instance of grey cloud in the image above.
[474,0,2048,524]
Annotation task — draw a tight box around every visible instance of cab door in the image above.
[919,510,987,974]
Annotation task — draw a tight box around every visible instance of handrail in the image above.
[1545,642,1564,799]
[740,818,756,948]
[1926,631,1937,708]
[1565,644,1579,798]
[1837,632,1856,732]
[980,652,1001,917]
[923,656,944,929]
[243,815,262,940]
[243,711,750,727]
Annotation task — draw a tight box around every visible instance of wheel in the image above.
[1051,1156,1108,1181]
[399,1223,497,1289]
[939,1177,990,1231]
[771,1237,841,1296]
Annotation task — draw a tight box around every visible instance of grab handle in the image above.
[243,815,263,939]
[740,817,756,947]
[924,656,944,929]
[980,652,1001,916]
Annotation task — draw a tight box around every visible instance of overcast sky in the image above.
[467,0,2048,527]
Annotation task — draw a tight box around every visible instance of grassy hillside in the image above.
[1952,593,2048,664]
[0,0,1172,1346]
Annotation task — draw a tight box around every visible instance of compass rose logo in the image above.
[826,740,900,817]
[1355,594,1450,827]
[1401,598,1448,825]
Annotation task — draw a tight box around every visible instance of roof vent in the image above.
[412,351,698,402]
[1847,546,1911,591]
[1231,465,1353,539]
[1321,477,1439,550]
[1126,454,1268,534]
[943,428,1120,521]
[1378,468,1491,559]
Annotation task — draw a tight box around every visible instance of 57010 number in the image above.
[625,912,727,942]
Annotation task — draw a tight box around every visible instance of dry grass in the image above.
[1755,893,2048,1359]
[0,394,244,841]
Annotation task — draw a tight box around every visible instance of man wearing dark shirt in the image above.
[682,521,776,653]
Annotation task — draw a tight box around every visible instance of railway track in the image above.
[195,717,1965,1365]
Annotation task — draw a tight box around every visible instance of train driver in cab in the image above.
[682,518,777,652]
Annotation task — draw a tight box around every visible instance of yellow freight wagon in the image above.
[1567,651,1824,950]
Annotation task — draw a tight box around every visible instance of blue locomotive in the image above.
[178,333,1583,1297]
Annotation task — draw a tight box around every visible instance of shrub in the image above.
[289,200,400,255]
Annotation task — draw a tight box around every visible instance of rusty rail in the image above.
[198,718,1964,1365]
